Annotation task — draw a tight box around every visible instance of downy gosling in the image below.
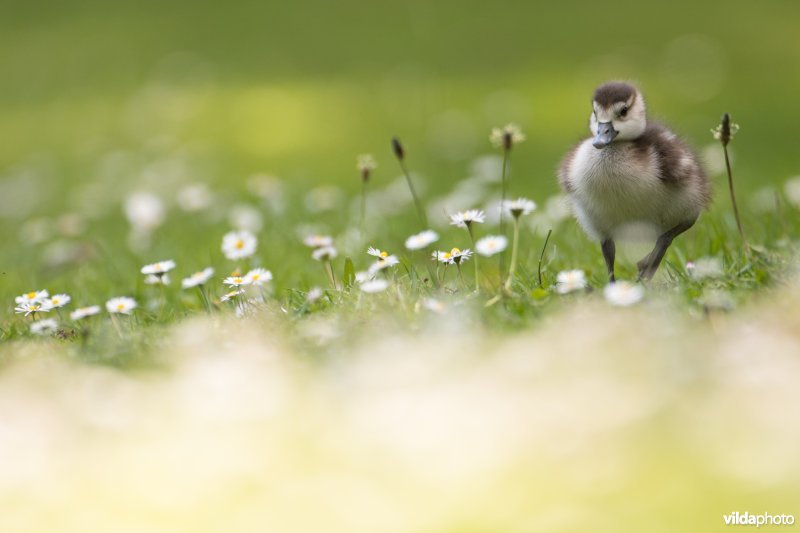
[558,81,711,281]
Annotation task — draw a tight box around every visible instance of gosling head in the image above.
[589,81,647,149]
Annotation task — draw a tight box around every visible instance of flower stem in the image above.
[467,224,479,292]
[398,159,427,228]
[504,217,520,291]
[360,178,367,243]
[723,144,748,252]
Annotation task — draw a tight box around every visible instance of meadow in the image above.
[1,0,800,531]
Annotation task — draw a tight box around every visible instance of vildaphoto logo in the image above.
[723,512,795,527]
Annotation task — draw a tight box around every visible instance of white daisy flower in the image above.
[421,298,446,314]
[367,246,391,259]
[489,123,526,148]
[15,290,49,305]
[106,297,137,315]
[144,274,170,285]
[30,318,58,335]
[603,282,644,307]
[405,230,439,250]
[354,271,372,283]
[140,260,176,276]
[450,209,486,228]
[70,305,101,320]
[306,287,323,303]
[368,255,400,276]
[245,268,273,286]
[303,234,333,248]
[221,230,257,260]
[475,235,508,257]
[124,192,164,232]
[687,257,724,280]
[312,246,338,261]
[15,301,53,316]
[220,289,245,302]
[223,275,252,287]
[502,197,537,218]
[556,269,588,294]
[360,279,389,293]
[181,267,215,289]
[432,250,449,263]
[45,293,71,308]
[438,248,473,265]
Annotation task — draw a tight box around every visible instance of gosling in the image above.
[558,81,711,281]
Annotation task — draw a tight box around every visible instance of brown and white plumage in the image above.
[558,81,711,280]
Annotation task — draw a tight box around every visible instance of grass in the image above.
[1,1,800,530]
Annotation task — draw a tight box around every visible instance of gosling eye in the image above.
[619,106,629,118]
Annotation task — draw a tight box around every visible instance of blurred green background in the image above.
[1,0,799,298]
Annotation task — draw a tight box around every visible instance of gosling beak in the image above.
[593,121,618,148]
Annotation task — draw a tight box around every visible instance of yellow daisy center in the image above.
[380,251,388,258]
[251,274,260,280]
[27,292,36,299]
[52,298,60,305]
[235,239,245,249]
[117,304,125,311]
[451,248,461,254]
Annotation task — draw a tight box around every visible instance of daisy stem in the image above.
[398,159,428,228]
[467,223,480,292]
[109,314,123,338]
[456,263,466,289]
[504,216,521,292]
[360,179,368,244]
[723,143,748,253]
[537,229,553,287]
[500,146,510,231]
[197,285,212,314]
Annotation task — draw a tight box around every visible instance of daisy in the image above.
[220,289,245,302]
[15,301,53,316]
[449,209,486,228]
[367,246,391,259]
[687,257,724,280]
[144,274,170,285]
[405,230,439,250]
[489,123,526,149]
[45,293,71,308]
[306,287,323,303]
[181,267,215,289]
[140,260,176,276]
[355,271,373,283]
[222,230,257,260]
[432,250,450,263]
[368,255,400,276]
[223,275,252,287]
[603,282,644,307]
[360,279,389,293]
[312,245,338,261]
[71,305,101,320]
[502,197,537,219]
[439,248,473,265]
[556,270,588,294]
[106,297,137,315]
[245,268,273,286]
[475,235,508,257]
[303,234,333,248]
[30,318,58,335]
[421,298,446,314]
[15,290,49,305]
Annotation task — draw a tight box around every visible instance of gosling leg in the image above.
[601,238,616,282]
[636,219,696,281]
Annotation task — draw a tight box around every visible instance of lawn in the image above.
[1,1,800,531]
